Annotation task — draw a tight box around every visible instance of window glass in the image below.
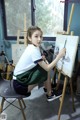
[4,0,31,36]
[35,0,65,37]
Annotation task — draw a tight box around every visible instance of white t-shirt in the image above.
[13,44,42,79]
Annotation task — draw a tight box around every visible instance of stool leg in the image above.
[21,98,26,109]
[70,78,75,111]
[18,99,26,120]
[0,97,5,113]
[58,76,68,120]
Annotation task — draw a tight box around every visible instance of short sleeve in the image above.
[31,46,43,63]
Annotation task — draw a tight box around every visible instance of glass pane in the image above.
[35,0,65,37]
[4,0,31,36]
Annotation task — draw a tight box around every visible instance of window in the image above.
[2,0,31,39]
[35,0,66,37]
[1,0,68,40]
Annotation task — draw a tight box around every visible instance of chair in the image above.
[0,75,27,120]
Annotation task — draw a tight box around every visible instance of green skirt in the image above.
[15,65,47,85]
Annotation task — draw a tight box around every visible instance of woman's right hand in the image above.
[57,48,66,59]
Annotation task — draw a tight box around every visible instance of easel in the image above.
[53,32,75,120]
[57,3,75,35]
[7,13,27,80]
[17,13,27,45]
[53,3,75,120]
[56,68,75,120]
[54,2,75,87]
[53,33,75,120]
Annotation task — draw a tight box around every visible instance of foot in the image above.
[46,91,56,102]
[53,89,62,99]
[46,90,62,102]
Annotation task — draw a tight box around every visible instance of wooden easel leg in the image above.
[58,76,68,120]
[69,78,75,111]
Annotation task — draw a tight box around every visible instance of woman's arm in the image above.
[38,48,66,71]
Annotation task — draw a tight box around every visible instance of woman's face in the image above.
[28,30,43,47]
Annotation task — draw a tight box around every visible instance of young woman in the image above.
[13,26,66,102]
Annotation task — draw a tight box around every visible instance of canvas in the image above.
[55,35,79,78]
[12,44,26,65]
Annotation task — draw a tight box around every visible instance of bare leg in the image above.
[28,84,38,92]
[28,72,52,96]
[44,72,52,96]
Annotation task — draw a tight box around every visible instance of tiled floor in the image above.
[0,86,80,120]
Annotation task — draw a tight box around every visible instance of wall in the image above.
[0,4,4,48]
[0,3,16,61]
[0,3,80,61]
[68,3,80,36]
[67,3,80,60]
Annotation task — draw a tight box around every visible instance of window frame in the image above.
[1,0,68,41]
